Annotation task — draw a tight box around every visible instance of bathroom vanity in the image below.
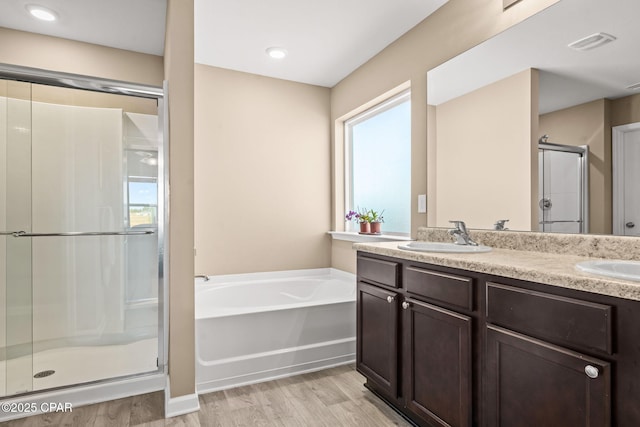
[354,232,640,427]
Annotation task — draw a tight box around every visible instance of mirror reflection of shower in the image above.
[538,135,589,233]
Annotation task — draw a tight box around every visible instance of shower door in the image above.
[1,80,34,396]
[1,78,162,397]
[538,142,589,233]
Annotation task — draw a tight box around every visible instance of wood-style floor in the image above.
[2,365,412,426]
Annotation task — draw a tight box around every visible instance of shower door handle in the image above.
[539,198,553,210]
[9,230,155,237]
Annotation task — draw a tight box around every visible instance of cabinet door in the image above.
[403,298,472,427]
[485,325,610,427]
[357,281,399,398]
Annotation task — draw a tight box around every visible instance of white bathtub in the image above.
[195,268,356,393]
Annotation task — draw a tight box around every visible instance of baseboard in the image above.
[165,376,200,418]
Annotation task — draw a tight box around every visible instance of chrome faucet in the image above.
[493,219,509,230]
[448,221,478,246]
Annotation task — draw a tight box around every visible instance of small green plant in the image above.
[368,209,385,223]
[345,208,384,224]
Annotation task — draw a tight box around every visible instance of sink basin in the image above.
[398,241,492,254]
[576,260,640,282]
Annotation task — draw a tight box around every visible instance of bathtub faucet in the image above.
[195,274,210,282]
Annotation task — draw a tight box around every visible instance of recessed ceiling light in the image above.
[266,47,288,59]
[26,4,58,22]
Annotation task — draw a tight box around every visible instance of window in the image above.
[345,90,411,234]
[128,179,158,226]
[125,149,158,227]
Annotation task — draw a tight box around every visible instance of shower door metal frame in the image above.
[538,142,589,234]
[0,63,168,393]
[612,122,640,236]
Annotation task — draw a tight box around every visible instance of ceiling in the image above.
[0,0,448,88]
[427,0,640,114]
[0,0,167,56]
[194,0,448,87]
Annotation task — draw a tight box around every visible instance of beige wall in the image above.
[330,0,560,270]
[539,99,612,234]
[611,93,640,127]
[331,240,357,274]
[32,84,157,115]
[194,65,331,275]
[0,27,163,86]
[431,69,538,231]
[164,0,195,399]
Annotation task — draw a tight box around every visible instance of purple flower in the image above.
[345,210,359,222]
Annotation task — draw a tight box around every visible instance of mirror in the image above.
[426,0,640,236]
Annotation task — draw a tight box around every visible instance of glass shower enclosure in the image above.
[1,68,164,399]
[538,140,589,234]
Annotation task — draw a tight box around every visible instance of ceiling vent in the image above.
[568,32,617,51]
[627,82,640,91]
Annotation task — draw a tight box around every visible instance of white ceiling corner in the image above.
[194,0,449,87]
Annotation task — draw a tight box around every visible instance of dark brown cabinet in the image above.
[357,281,399,399]
[484,282,612,427]
[403,298,472,427]
[357,254,475,427]
[485,325,610,427]
[356,251,640,427]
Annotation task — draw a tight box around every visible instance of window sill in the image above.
[328,231,412,243]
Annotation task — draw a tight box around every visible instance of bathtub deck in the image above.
[3,365,412,426]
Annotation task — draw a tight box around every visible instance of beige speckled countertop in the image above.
[353,229,640,301]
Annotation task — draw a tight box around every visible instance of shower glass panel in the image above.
[538,142,588,233]
[1,79,161,397]
[2,80,34,396]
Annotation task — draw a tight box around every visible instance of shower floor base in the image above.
[0,338,158,397]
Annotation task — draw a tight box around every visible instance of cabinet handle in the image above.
[584,365,599,379]
[402,301,410,310]
[386,296,395,303]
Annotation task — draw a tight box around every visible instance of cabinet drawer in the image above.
[486,282,612,354]
[405,266,473,310]
[357,256,400,288]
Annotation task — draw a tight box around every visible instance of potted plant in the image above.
[346,208,384,234]
[346,209,371,233]
[368,209,385,234]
